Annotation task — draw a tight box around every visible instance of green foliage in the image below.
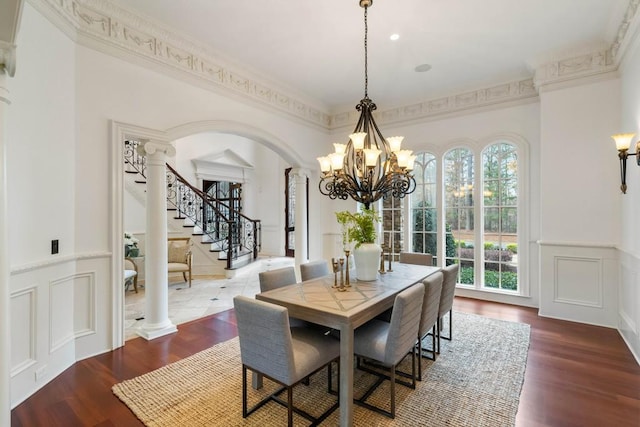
[456,240,467,248]
[335,208,380,248]
[506,243,518,254]
[411,202,456,260]
[460,267,518,290]
[484,242,495,250]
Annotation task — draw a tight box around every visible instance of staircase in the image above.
[123,140,261,272]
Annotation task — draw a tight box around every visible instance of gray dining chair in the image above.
[416,271,443,379]
[353,283,425,418]
[399,251,433,266]
[234,296,340,426]
[258,266,308,328]
[437,263,459,353]
[300,260,330,282]
[258,266,297,292]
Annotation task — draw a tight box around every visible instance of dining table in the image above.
[256,262,440,427]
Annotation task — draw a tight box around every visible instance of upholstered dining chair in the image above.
[353,283,425,418]
[437,263,459,353]
[399,251,433,266]
[258,266,297,292]
[416,271,443,379]
[124,257,139,293]
[233,296,340,426]
[300,260,330,282]
[259,266,307,328]
[167,237,193,287]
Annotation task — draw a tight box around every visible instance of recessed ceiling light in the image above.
[390,34,400,41]
[415,63,432,72]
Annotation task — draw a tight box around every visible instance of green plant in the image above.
[336,208,380,248]
[506,243,518,254]
[484,242,495,250]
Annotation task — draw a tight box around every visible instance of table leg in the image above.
[339,325,354,427]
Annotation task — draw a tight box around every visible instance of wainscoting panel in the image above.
[73,272,96,338]
[9,287,37,377]
[10,253,112,408]
[618,248,640,363]
[49,275,76,353]
[539,242,617,328]
[553,256,602,307]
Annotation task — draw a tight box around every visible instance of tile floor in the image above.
[124,256,294,340]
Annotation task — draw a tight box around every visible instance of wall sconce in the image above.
[613,133,640,194]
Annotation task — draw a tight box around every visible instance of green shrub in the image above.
[484,242,495,250]
[506,243,518,254]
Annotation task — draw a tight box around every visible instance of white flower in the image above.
[124,232,139,247]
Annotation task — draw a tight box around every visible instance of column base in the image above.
[136,321,177,340]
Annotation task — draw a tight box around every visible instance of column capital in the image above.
[136,139,176,157]
[0,42,16,78]
[290,168,310,180]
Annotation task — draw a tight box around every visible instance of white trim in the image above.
[538,241,617,249]
[9,286,37,377]
[10,251,110,275]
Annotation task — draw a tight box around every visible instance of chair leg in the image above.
[390,364,396,418]
[287,386,293,427]
[242,365,248,418]
[133,276,138,293]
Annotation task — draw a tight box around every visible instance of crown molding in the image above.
[28,0,640,131]
[31,0,332,129]
[0,41,17,77]
[330,78,539,130]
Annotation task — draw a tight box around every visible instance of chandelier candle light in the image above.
[317,0,416,209]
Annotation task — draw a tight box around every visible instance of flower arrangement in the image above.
[124,232,140,257]
[124,232,139,248]
[335,208,380,249]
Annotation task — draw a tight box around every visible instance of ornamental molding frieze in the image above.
[30,0,640,129]
[32,0,332,129]
[331,78,538,129]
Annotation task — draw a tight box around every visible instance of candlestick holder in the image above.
[332,258,339,288]
[344,250,351,287]
[379,244,386,274]
[338,258,346,291]
[387,250,393,272]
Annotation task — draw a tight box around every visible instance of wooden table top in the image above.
[257,263,440,329]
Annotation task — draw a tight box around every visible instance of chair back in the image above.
[300,260,330,282]
[385,283,425,365]
[399,252,433,266]
[419,272,443,338]
[258,266,297,292]
[439,264,459,317]
[168,237,191,263]
[233,296,295,383]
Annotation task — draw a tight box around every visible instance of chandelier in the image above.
[317,0,416,210]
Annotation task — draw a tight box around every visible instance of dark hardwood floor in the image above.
[11,297,640,426]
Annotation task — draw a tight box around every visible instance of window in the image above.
[410,140,523,294]
[410,152,437,265]
[444,148,475,284]
[482,143,518,291]
[381,195,403,262]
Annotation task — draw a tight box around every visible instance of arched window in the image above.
[410,152,437,265]
[444,148,475,284]
[482,142,518,291]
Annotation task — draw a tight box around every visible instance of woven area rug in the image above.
[113,312,530,426]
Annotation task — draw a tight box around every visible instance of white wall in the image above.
[538,78,621,328]
[7,3,81,406]
[618,30,640,361]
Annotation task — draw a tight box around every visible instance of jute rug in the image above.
[113,312,530,426]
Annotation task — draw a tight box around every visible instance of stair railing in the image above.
[124,140,261,269]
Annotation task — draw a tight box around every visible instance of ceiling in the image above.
[108,0,629,112]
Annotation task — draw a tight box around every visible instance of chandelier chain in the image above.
[364,5,368,98]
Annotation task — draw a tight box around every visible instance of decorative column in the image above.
[136,140,177,340]
[0,59,11,427]
[291,168,309,273]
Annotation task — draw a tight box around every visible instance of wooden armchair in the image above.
[124,257,139,293]
[168,237,193,287]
